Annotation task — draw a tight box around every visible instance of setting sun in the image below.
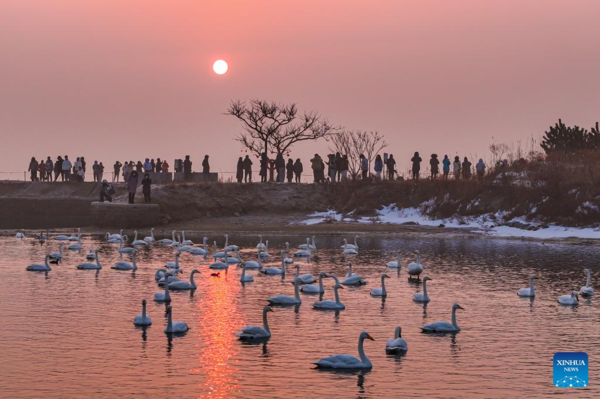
[213,60,228,75]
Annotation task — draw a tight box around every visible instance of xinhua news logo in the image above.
[554,352,588,388]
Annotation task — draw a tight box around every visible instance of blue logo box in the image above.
[554,352,588,388]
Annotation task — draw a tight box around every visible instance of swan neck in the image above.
[395,327,401,339]
[190,271,196,287]
[586,273,591,287]
[318,274,324,290]
[294,280,300,300]
[142,302,147,318]
[334,286,341,304]
[241,265,246,279]
[358,336,370,365]
[132,254,137,270]
[263,308,271,333]
[167,309,173,331]
[452,307,458,328]
[530,277,535,292]
[423,279,427,296]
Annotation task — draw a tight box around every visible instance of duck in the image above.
[169,269,199,290]
[211,272,220,277]
[112,252,138,271]
[143,228,155,243]
[241,250,263,270]
[267,278,301,306]
[580,269,594,296]
[158,230,176,245]
[370,274,390,297]
[132,231,148,246]
[154,278,171,302]
[26,255,52,272]
[283,242,294,264]
[223,234,239,251]
[413,276,432,302]
[260,251,286,275]
[189,237,209,256]
[312,331,374,369]
[181,231,194,246]
[341,263,366,286]
[48,244,64,263]
[77,250,102,269]
[15,230,25,239]
[313,278,345,310]
[164,305,189,334]
[301,272,326,294]
[118,239,137,254]
[517,275,536,297]
[294,238,312,257]
[557,291,579,306]
[342,239,358,255]
[257,235,267,250]
[237,306,273,340]
[386,253,402,269]
[240,263,254,282]
[421,303,464,333]
[299,236,317,251]
[133,299,152,326]
[340,235,359,250]
[67,234,83,250]
[407,250,424,279]
[292,265,316,285]
[385,327,408,354]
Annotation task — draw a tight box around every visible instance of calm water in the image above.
[1,233,598,398]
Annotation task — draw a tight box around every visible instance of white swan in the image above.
[517,275,536,297]
[313,278,345,310]
[257,235,266,250]
[299,236,317,251]
[55,234,70,241]
[107,230,126,243]
[341,263,366,286]
[15,230,25,239]
[370,274,390,297]
[386,253,402,268]
[143,228,155,243]
[112,252,138,271]
[267,278,301,306]
[27,255,52,272]
[407,250,424,279]
[237,306,273,340]
[209,250,230,270]
[421,303,464,333]
[118,239,137,254]
[132,231,148,246]
[154,278,171,302]
[240,263,254,282]
[189,237,209,256]
[340,235,359,250]
[223,249,242,265]
[292,265,316,285]
[580,269,594,296]
[212,241,228,259]
[164,305,189,333]
[558,291,579,306]
[258,240,270,258]
[169,269,199,290]
[342,239,358,255]
[242,250,262,270]
[301,272,326,294]
[157,272,180,287]
[86,249,96,260]
[171,234,182,248]
[68,228,81,241]
[67,234,83,250]
[283,242,294,264]
[165,253,182,271]
[49,244,64,263]
[181,231,194,246]
[385,327,408,354]
[223,234,239,251]
[77,250,102,269]
[294,238,312,257]
[312,331,374,369]
[413,276,432,302]
[158,230,176,245]
[133,299,152,326]
[260,251,286,275]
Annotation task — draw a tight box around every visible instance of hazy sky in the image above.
[1,0,600,178]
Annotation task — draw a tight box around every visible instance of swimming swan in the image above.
[237,306,273,340]
[340,235,359,250]
[77,250,102,270]
[342,239,358,255]
[132,231,148,246]
[385,326,408,353]
[580,269,594,296]
[112,252,138,271]
[133,299,152,326]
[299,236,317,251]
[164,305,189,334]
[118,239,137,254]
[341,263,366,286]
[154,278,171,302]
[517,275,536,297]
[370,274,390,297]
[267,278,301,306]
[27,255,52,272]
[421,303,464,333]
[312,331,374,369]
[143,228,155,243]
[413,276,432,302]
[386,253,402,269]
[260,251,286,275]
[301,272,326,294]
[407,250,423,279]
[557,291,579,306]
[240,263,254,282]
[313,278,345,310]
[169,269,199,290]
[292,265,316,285]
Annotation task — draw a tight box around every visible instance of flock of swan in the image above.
[18,228,595,370]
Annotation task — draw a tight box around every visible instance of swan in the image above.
[301,272,326,294]
[257,235,266,250]
[517,275,536,297]
[258,240,270,258]
[68,228,81,241]
[223,249,242,265]
[298,236,317,251]
[189,237,209,256]
[386,253,402,269]
[118,239,137,254]
[27,255,52,272]
[413,276,432,302]
[283,242,294,264]
[313,278,345,310]
[112,252,138,271]
[55,233,70,241]
[107,230,126,243]
[143,228,155,243]
[169,269,199,290]
[385,327,408,354]
[292,265,316,285]
[312,331,374,369]
[15,230,25,239]
[164,305,189,334]
[580,269,594,296]
[158,230,176,245]
[267,278,301,306]
[77,250,102,269]
[342,239,358,255]
[132,231,148,246]
[157,273,180,287]
[133,299,152,326]
[421,303,464,333]
[237,306,273,340]
[154,278,171,302]
[171,234,182,248]
[212,241,228,259]
[181,231,194,246]
[224,234,239,251]
[86,249,96,260]
[67,234,83,250]
[260,251,286,275]
[155,268,170,281]
[340,235,359,250]
[558,291,579,306]
[370,274,390,297]
[240,263,254,282]
[294,238,312,257]
[407,250,424,279]
[241,250,262,270]
[48,244,64,263]
[209,250,230,270]
[341,263,366,286]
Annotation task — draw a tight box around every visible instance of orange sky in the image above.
[1,0,599,177]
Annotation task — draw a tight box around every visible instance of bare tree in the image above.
[226,99,338,157]
[327,130,388,179]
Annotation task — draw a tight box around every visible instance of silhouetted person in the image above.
[386,154,396,180]
[38,160,45,182]
[476,159,486,180]
[99,180,114,202]
[374,154,383,180]
[430,154,439,179]
[151,159,156,173]
[128,171,139,204]
[113,161,122,182]
[142,173,152,203]
[326,154,337,183]
[340,154,349,181]
[411,152,422,180]
[462,157,472,180]
[442,155,450,180]
[62,155,72,181]
[243,155,253,183]
[268,159,276,182]
[360,154,368,179]
[92,161,100,182]
[236,157,244,183]
[286,158,294,183]
[453,156,461,179]
[155,158,162,173]
[260,152,268,182]
[335,152,342,182]
[161,160,169,173]
[136,161,143,173]
[310,154,323,183]
[55,156,63,182]
[183,155,192,181]
[275,152,285,182]
[293,158,303,183]
[202,155,210,178]
[144,158,152,173]
[45,157,54,182]
[98,162,105,182]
